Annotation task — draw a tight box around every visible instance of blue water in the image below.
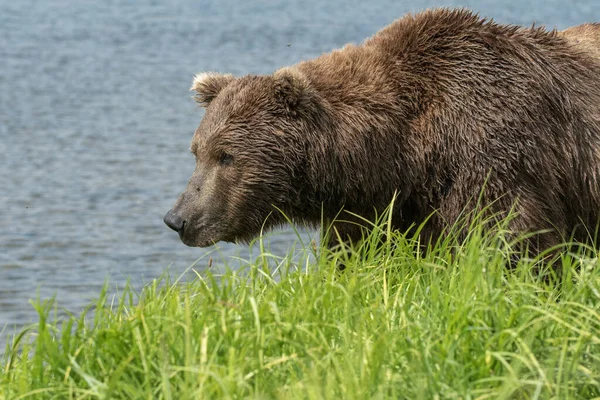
[1,0,598,339]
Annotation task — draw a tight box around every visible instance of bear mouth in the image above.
[180,221,226,248]
[178,221,186,240]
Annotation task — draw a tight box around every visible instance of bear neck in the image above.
[288,48,428,225]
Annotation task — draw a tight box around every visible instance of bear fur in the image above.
[164,8,600,254]
[560,23,600,58]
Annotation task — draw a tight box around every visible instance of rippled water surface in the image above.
[1,0,598,339]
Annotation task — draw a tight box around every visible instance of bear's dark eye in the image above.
[219,152,233,166]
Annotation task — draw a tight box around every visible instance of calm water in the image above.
[1,0,598,339]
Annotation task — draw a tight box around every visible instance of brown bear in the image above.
[560,23,600,58]
[164,8,600,254]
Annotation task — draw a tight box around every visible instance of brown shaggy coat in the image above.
[560,23,600,58]
[165,9,600,254]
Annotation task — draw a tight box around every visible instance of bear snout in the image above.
[163,209,185,236]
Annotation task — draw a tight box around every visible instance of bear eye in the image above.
[219,152,233,166]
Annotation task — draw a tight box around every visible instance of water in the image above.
[1,0,598,338]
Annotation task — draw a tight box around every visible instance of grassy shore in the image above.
[1,217,600,399]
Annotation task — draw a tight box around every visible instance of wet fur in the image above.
[170,9,600,253]
[560,23,600,58]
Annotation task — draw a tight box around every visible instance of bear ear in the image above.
[273,68,315,117]
[190,72,235,107]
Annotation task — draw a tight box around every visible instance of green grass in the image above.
[1,214,600,399]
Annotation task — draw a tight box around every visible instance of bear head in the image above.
[164,68,322,247]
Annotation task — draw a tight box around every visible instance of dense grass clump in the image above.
[1,215,600,399]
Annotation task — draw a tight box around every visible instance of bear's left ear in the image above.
[273,68,316,117]
[190,72,235,107]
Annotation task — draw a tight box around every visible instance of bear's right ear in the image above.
[273,67,316,117]
[190,72,235,107]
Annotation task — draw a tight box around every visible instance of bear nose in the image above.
[163,209,185,233]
